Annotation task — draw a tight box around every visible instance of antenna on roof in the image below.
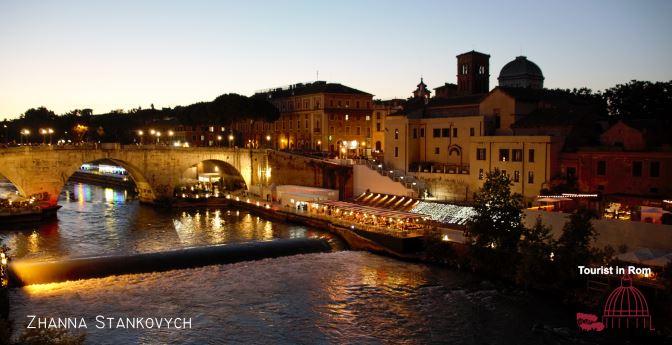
[316,70,319,81]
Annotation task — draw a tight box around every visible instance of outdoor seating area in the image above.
[310,200,428,237]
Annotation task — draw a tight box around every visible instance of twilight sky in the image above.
[1,0,671,118]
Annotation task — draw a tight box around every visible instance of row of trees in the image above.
[0,94,279,144]
[462,170,612,292]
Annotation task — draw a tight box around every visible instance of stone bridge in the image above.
[0,145,354,207]
[0,144,268,205]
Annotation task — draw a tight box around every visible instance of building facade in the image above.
[233,81,374,155]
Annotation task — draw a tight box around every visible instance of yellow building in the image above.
[469,135,562,202]
[243,81,373,155]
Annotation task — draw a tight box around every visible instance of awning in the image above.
[316,200,425,220]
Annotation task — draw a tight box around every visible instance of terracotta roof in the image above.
[256,81,372,98]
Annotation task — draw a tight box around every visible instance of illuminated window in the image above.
[478,169,484,180]
[345,114,349,121]
[394,129,399,140]
[513,170,520,182]
[478,66,485,75]
[366,115,371,121]
[512,149,523,162]
[499,149,509,162]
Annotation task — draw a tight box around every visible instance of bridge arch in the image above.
[63,158,157,203]
[176,159,247,196]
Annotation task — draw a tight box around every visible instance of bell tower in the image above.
[456,50,490,95]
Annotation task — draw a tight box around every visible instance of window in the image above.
[499,149,510,162]
[470,128,475,136]
[366,127,371,137]
[567,167,576,178]
[434,147,440,155]
[478,169,484,180]
[356,127,361,135]
[462,64,468,74]
[513,170,520,183]
[597,161,606,176]
[452,128,458,137]
[442,128,449,137]
[420,128,425,137]
[305,120,309,129]
[413,128,418,139]
[528,149,535,163]
[376,123,381,131]
[345,126,350,134]
[512,149,523,162]
[394,129,399,140]
[528,171,534,184]
[356,101,360,108]
[345,114,349,121]
[376,112,381,119]
[476,148,486,160]
[365,115,370,121]
[478,66,485,75]
[632,161,642,177]
[433,128,441,138]
[394,147,399,157]
[209,126,214,132]
[650,187,659,194]
[650,161,660,177]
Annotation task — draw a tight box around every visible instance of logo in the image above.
[577,275,654,332]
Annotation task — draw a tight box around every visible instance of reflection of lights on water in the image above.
[104,188,114,202]
[28,231,39,253]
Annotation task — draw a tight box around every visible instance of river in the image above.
[0,182,335,261]
[1,181,595,344]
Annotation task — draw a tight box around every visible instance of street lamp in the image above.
[20,129,30,145]
[168,130,174,137]
[48,128,54,144]
[39,128,48,144]
[228,134,234,148]
[137,130,144,145]
[155,131,161,144]
[217,135,222,147]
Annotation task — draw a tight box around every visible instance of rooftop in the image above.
[255,81,372,98]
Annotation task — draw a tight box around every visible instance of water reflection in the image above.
[0,182,332,261]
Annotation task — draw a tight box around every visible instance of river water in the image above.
[1,181,594,344]
[0,182,333,261]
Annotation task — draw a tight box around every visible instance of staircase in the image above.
[357,160,428,198]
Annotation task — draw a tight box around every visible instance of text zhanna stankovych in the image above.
[26,315,192,329]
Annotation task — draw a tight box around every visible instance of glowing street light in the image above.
[228,134,234,148]
[168,130,174,137]
[137,130,144,145]
[17,129,28,144]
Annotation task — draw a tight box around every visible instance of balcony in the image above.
[409,162,469,175]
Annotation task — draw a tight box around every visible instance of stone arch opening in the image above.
[176,159,247,198]
[60,158,157,204]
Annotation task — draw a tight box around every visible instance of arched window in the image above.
[375,141,382,151]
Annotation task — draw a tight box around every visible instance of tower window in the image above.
[478,66,485,75]
[462,64,468,74]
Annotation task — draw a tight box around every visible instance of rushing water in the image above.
[0,182,333,261]
[8,251,588,345]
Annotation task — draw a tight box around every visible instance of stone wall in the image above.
[524,210,672,252]
[266,151,353,200]
[409,172,473,202]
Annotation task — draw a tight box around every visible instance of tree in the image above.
[603,80,672,120]
[465,170,525,275]
[516,217,556,289]
[554,208,600,287]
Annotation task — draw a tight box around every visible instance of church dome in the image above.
[602,276,653,330]
[498,56,544,89]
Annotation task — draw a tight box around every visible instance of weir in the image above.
[8,238,333,286]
